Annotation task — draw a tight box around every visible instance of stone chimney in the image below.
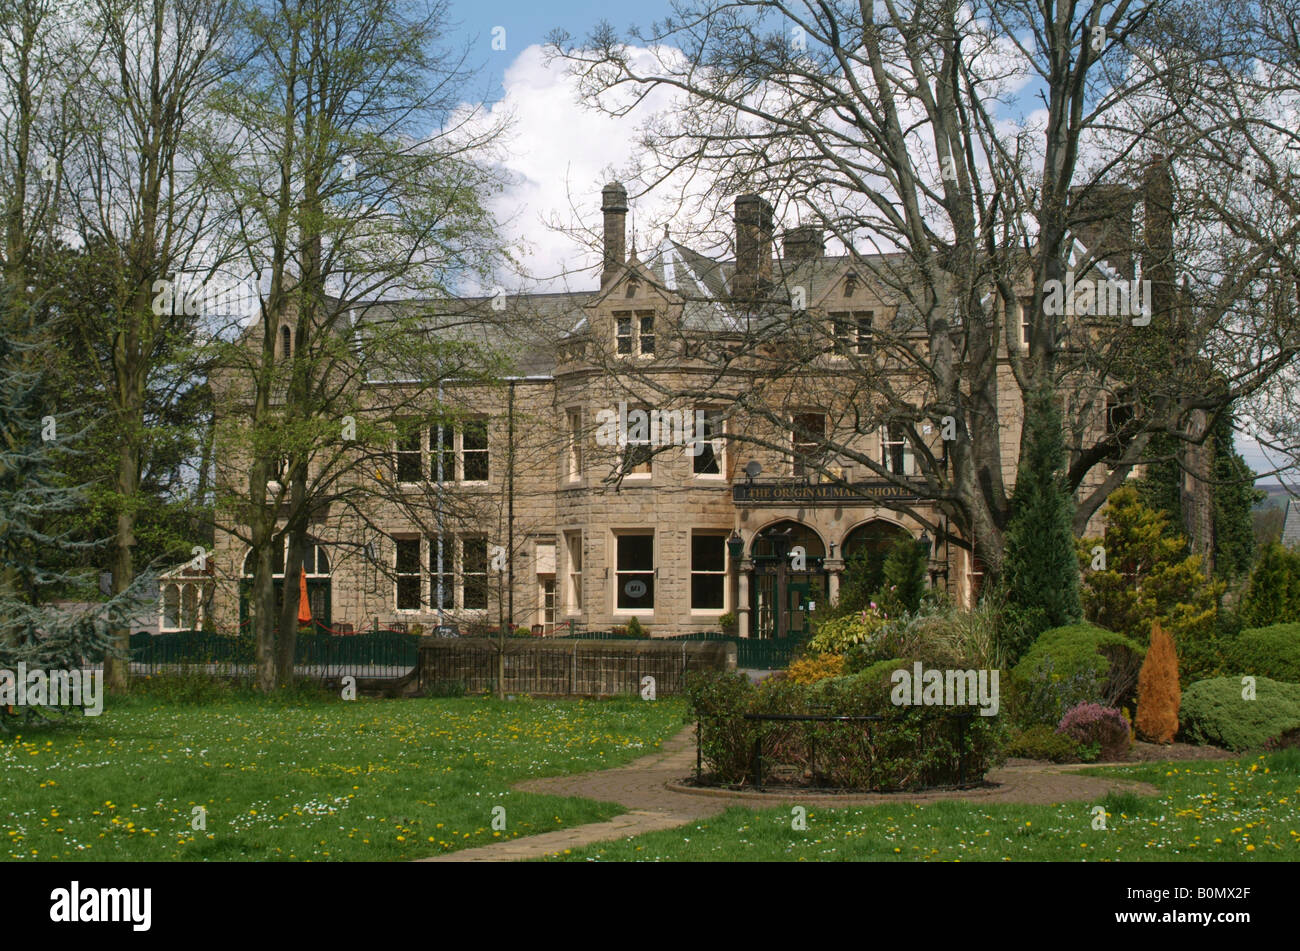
[783,225,824,263]
[1069,182,1137,279]
[601,182,628,288]
[733,193,774,300]
[1142,155,1174,323]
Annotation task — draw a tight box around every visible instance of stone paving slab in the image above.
[420,725,1161,862]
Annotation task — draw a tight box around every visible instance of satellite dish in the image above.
[744,460,763,480]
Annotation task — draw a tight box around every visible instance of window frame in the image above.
[689,531,729,613]
[791,412,827,477]
[613,531,655,614]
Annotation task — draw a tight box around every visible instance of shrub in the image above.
[626,617,645,638]
[1238,543,1300,627]
[1009,623,1144,727]
[1226,623,1300,682]
[717,611,737,633]
[1136,620,1180,743]
[786,652,846,685]
[874,536,928,617]
[1005,725,1082,763]
[1179,676,1300,751]
[1078,486,1223,649]
[685,665,1004,790]
[808,606,887,654]
[1057,702,1130,761]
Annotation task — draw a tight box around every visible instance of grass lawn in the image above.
[0,691,686,861]
[544,750,1300,862]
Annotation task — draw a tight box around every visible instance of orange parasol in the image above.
[297,569,313,624]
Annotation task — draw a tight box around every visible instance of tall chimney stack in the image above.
[601,182,628,288]
[1142,155,1174,325]
[733,193,774,301]
[783,225,824,263]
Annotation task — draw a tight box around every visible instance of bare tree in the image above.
[548,0,1300,581]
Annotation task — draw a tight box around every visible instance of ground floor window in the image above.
[615,532,654,611]
[691,532,727,610]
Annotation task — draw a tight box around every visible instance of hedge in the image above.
[1226,623,1300,683]
[1179,676,1300,751]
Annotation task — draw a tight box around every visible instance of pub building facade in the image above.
[209,180,1135,643]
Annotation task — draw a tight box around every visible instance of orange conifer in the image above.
[1136,620,1180,743]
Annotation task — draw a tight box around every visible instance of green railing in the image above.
[128,629,419,674]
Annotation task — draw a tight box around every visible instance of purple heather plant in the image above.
[1056,702,1130,761]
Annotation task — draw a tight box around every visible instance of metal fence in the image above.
[126,629,419,680]
[553,628,802,669]
[418,638,732,696]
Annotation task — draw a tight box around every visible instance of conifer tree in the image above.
[1136,619,1180,743]
[0,286,141,724]
[998,384,1082,663]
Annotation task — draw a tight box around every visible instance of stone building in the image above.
[206,175,1172,642]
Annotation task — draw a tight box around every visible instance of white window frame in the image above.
[692,408,726,478]
[880,423,917,476]
[564,531,583,615]
[612,530,655,615]
[689,531,729,614]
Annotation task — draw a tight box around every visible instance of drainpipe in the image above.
[507,380,515,631]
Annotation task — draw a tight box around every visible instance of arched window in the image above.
[841,519,913,561]
[750,520,825,559]
[162,584,180,629]
[242,539,331,579]
[280,325,292,359]
[181,584,199,629]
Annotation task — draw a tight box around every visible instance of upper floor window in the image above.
[830,311,873,355]
[397,420,491,484]
[880,423,916,476]
[614,310,655,357]
[791,412,826,477]
[620,405,653,477]
[280,325,292,359]
[1020,297,1033,347]
[566,409,583,480]
[693,408,725,476]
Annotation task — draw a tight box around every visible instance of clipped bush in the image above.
[1179,676,1300,751]
[1136,620,1180,743]
[1005,725,1082,763]
[1226,623,1300,682]
[786,652,846,685]
[626,617,646,638]
[1057,702,1130,761]
[1009,623,1144,727]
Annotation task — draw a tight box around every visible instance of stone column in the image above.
[737,562,751,638]
[824,558,844,608]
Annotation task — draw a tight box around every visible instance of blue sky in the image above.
[448,0,678,101]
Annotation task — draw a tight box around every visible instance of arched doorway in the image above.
[749,520,828,640]
[840,520,917,611]
[239,538,332,633]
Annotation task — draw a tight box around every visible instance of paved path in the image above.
[421,726,1159,862]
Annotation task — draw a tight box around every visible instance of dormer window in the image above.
[614,310,655,357]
